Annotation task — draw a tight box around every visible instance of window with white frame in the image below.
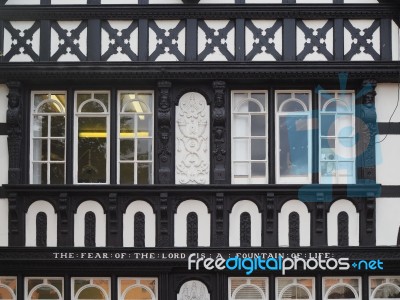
[275,91,312,184]
[118,91,154,184]
[118,278,157,300]
[319,90,356,184]
[276,278,314,300]
[323,277,361,300]
[75,91,110,184]
[31,92,66,184]
[0,277,17,300]
[229,278,268,300]
[25,277,63,300]
[72,278,110,300]
[231,91,268,184]
[370,277,400,299]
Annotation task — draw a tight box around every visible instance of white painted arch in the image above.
[174,200,210,247]
[123,200,156,247]
[229,200,262,247]
[26,200,57,247]
[74,200,106,247]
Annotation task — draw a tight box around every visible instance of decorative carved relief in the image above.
[366,193,375,235]
[338,211,349,247]
[8,193,19,245]
[58,193,68,246]
[109,193,118,235]
[316,194,325,234]
[215,193,224,246]
[178,281,210,300]
[240,212,251,247]
[84,211,96,247]
[187,212,198,247]
[212,81,227,182]
[157,81,173,184]
[7,81,22,184]
[36,212,47,247]
[134,212,145,247]
[176,92,210,184]
[266,193,274,234]
[158,192,169,246]
[289,212,300,247]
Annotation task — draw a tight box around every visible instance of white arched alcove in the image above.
[175,92,210,184]
[229,200,262,247]
[177,280,210,300]
[26,200,57,247]
[279,200,310,246]
[123,200,156,247]
[327,199,359,246]
[174,200,210,247]
[74,200,106,247]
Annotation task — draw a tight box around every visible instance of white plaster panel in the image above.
[101,20,138,62]
[344,19,380,61]
[376,198,400,246]
[245,20,282,61]
[229,200,262,247]
[175,92,210,184]
[0,199,8,246]
[123,200,156,247]
[278,200,310,247]
[5,0,40,4]
[174,200,210,247]
[327,199,359,246]
[296,20,333,61]
[392,21,399,61]
[375,84,400,123]
[4,21,40,62]
[26,200,57,247]
[51,21,87,62]
[0,85,9,123]
[0,136,8,186]
[74,200,106,247]
[51,0,87,4]
[376,135,400,185]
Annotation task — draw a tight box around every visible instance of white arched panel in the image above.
[74,200,106,247]
[327,199,359,246]
[26,200,57,247]
[177,280,210,300]
[174,200,210,247]
[229,200,261,247]
[278,200,310,247]
[123,200,156,247]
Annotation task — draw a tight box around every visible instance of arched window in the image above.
[229,278,268,300]
[177,280,210,300]
[85,212,96,247]
[134,212,145,248]
[26,278,63,300]
[118,278,157,300]
[323,278,361,300]
[370,277,400,299]
[36,212,47,247]
[240,212,251,247]
[187,212,198,247]
[0,277,17,300]
[289,212,300,247]
[72,278,110,300]
[338,212,349,246]
[277,278,314,300]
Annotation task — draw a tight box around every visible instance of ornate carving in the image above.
[366,193,375,235]
[289,212,300,247]
[240,212,251,247]
[134,212,145,248]
[36,212,47,247]
[8,193,20,246]
[316,193,325,234]
[187,212,198,247]
[176,92,210,184]
[338,211,349,247]
[215,193,224,246]
[108,193,118,235]
[58,193,69,246]
[6,81,22,184]
[266,193,274,234]
[158,193,169,246]
[157,81,173,184]
[84,211,96,247]
[178,281,210,300]
[212,81,227,182]
[360,79,377,182]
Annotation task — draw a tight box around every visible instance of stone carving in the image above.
[289,212,300,247]
[186,212,198,247]
[176,92,210,184]
[36,212,47,247]
[134,212,145,247]
[158,193,169,246]
[338,211,349,246]
[215,193,224,246]
[240,212,251,247]
[7,81,22,184]
[84,211,96,247]
[178,281,210,300]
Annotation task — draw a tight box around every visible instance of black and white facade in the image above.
[1,0,400,299]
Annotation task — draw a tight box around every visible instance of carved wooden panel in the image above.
[289,212,300,247]
[134,212,145,247]
[175,92,210,184]
[177,280,210,300]
[84,211,96,247]
[240,212,251,247]
[36,212,47,247]
[338,211,349,247]
[187,212,198,247]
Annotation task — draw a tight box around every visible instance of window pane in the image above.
[321,138,336,161]
[233,139,249,161]
[327,286,356,299]
[50,164,65,184]
[233,115,250,136]
[337,162,354,177]
[321,115,335,137]
[77,94,92,108]
[120,163,134,184]
[251,163,266,177]
[137,139,152,161]
[120,117,135,135]
[137,115,152,137]
[0,287,14,299]
[124,287,153,300]
[234,162,249,176]
[33,139,48,161]
[251,139,266,160]
[120,140,135,161]
[50,139,65,161]
[337,115,353,137]
[233,93,249,111]
[32,163,47,184]
[321,161,336,177]
[337,138,354,160]
[78,287,105,299]
[81,100,106,113]
[31,286,60,299]
[251,115,266,136]
[137,163,151,184]
[50,116,66,137]
[33,116,48,138]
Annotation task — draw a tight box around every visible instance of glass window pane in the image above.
[137,115,152,137]
[337,162,354,177]
[337,138,354,160]
[233,139,249,161]
[76,94,92,108]
[321,161,336,177]
[251,93,266,108]
[321,115,335,136]
[50,164,65,184]
[295,93,310,109]
[337,115,353,137]
[251,163,266,177]
[48,280,63,294]
[33,116,48,138]
[374,285,400,298]
[94,93,109,109]
[32,163,47,184]
[251,139,266,160]
[320,93,335,109]
[50,139,65,161]
[321,139,336,161]
[327,286,356,299]
[281,100,305,112]
[251,115,266,136]
[277,93,291,109]
[120,140,135,161]
[339,93,353,111]
[233,93,248,111]
[50,116,65,137]
[137,139,152,161]
[284,286,310,299]
[33,139,48,161]
[124,287,153,300]
[0,286,14,299]
[120,163,134,184]
[137,163,151,184]
[78,287,105,299]
[31,286,60,299]
[81,100,106,113]
[233,162,249,176]
[233,115,250,136]
[120,117,135,136]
